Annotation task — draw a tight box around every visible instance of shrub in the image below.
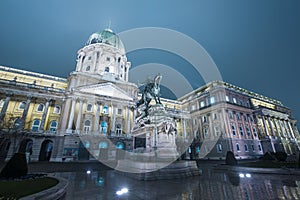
[260,152,275,161]
[225,151,237,166]
[274,151,287,162]
[0,153,28,178]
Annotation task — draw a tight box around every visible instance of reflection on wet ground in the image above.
[56,167,300,200]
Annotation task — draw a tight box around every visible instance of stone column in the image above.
[0,94,11,123]
[267,116,275,137]
[67,98,76,131]
[127,106,131,134]
[273,118,281,138]
[286,121,296,139]
[221,109,229,137]
[111,104,116,133]
[93,52,98,72]
[19,96,32,130]
[59,98,71,132]
[183,118,187,138]
[40,98,51,131]
[262,116,270,137]
[94,101,101,132]
[75,99,84,132]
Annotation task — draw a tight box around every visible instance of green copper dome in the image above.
[86,29,125,54]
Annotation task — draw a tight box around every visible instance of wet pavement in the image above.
[55,164,300,200]
[2,161,300,199]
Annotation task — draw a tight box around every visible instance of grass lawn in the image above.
[0,177,58,199]
[238,161,298,168]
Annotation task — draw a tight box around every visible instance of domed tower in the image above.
[68,29,131,90]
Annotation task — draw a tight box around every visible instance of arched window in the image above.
[37,104,44,112]
[116,142,124,149]
[244,144,249,152]
[99,141,108,149]
[49,121,57,133]
[86,66,90,71]
[32,119,41,132]
[53,105,61,114]
[84,120,91,132]
[102,105,109,114]
[14,118,21,129]
[86,104,93,112]
[101,121,107,134]
[116,124,122,134]
[236,143,240,152]
[258,144,262,151]
[18,102,26,110]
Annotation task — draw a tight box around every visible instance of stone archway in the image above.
[0,139,11,161]
[39,140,53,161]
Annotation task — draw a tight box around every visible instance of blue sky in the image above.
[0,0,299,127]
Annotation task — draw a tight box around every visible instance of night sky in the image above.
[0,0,299,128]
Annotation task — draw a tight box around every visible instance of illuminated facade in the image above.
[0,29,299,162]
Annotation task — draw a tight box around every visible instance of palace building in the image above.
[0,28,299,162]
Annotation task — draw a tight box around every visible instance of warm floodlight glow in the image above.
[86,170,91,174]
[246,173,251,178]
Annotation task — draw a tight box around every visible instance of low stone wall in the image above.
[20,176,68,200]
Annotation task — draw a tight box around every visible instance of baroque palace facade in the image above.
[0,29,299,162]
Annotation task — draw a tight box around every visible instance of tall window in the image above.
[84,120,91,132]
[217,144,222,153]
[31,119,41,132]
[49,121,57,132]
[14,118,21,129]
[202,115,207,123]
[102,105,109,114]
[18,102,26,110]
[116,124,122,134]
[231,124,236,136]
[258,144,262,151]
[251,144,255,151]
[86,104,93,112]
[213,113,218,120]
[210,96,215,104]
[246,125,251,136]
[236,113,241,121]
[200,101,205,108]
[226,95,230,102]
[253,127,258,137]
[214,126,220,137]
[228,111,233,119]
[203,128,208,138]
[37,104,44,112]
[239,124,244,136]
[236,143,240,151]
[53,105,61,114]
[233,97,237,104]
[244,144,248,152]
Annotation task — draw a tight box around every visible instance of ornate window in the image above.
[104,66,110,72]
[253,127,258,137]
[86,104,93,112]
[31,119,41,132]
[84,120,91,132]
[18,102,26,110]
[53,105,61,114]
[202,115,207,123]
[210,96,215,104]
[228,111,233,119]
[37,104,44,112]
[14,118,21,129]
[251,144,255,151]
[236,113,241,120]
[116,124,122,134]
[233,97,237,104]
[117,108,122,115]
[214,126,220,137]
[200,101,205,108]
[86,66,90,71]
[102,105,109,114]
[203,128,208,138]
[49,121,57,133]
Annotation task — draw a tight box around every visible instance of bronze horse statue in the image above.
[136,74,162,118]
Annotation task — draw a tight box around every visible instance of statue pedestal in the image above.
[116,104,201,180]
